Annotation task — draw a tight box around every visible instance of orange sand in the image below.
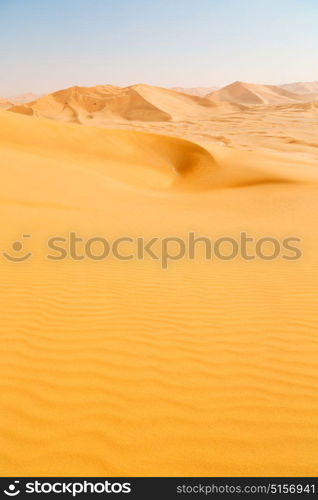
[1,87,318,477]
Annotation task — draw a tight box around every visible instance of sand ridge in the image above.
[280,81,318,95]
[6,82,318,162]
[2,111,316,193]
[208,81,316,105]
[8,83,243,125]
[1,87,318,477]
[170,86,218,97]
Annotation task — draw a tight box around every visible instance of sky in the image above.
[0,0,317,96]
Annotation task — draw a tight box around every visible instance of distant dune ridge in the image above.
[0,97,13,109]
[170,86,218,97]
[7,81,318,127]
[2,110,312,191]
[1,80,318,477]
[8,92,42,104]
[8,83,243,125]
[207,81,317,105]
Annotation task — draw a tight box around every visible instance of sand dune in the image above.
[280,81,318,94]
[2,110,314,191]
[1,109,220,191]
[8,82,317,122]
[7,81,318,161]
[88,101,318,162]
[265,101,318,112]
[208,81,311,105]
[9,92,42,104]
[170,86,218,97]
[1,109,318,477]
[0,97,13,110]
[8,83,241,125]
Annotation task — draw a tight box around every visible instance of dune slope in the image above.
[0,98,13,110]
[170,86,218,97]
[9,93,42,104]
[208,81,311,105]
[280,81,318,95]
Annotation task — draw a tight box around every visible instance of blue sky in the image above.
[0,0,317,96]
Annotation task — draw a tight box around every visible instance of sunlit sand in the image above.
[1,81,318,476]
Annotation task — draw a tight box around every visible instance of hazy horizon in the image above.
[3,79,318,100]
[1,0,317,96]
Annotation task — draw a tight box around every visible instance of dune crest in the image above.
[0,110,215,190]
[9,92,43,104]
[208,81,313,105]
[8,83,241,125]
[170,86,218,97]
[280,81,318,95]
[0,98,13,110]
[5,81,318,161]
[1,110,311,194]
[1,102,318,478]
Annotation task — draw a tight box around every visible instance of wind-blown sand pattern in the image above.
[1,79,318,477]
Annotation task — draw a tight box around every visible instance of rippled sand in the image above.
[1,109,318,476]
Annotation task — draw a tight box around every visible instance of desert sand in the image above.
[0,98,13,110]
[8,83,318,162]
[8,93,42,105]
[0,93,41,110]
[1,81,318,477]
[9,84,241,123]
[280,81,318,94]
